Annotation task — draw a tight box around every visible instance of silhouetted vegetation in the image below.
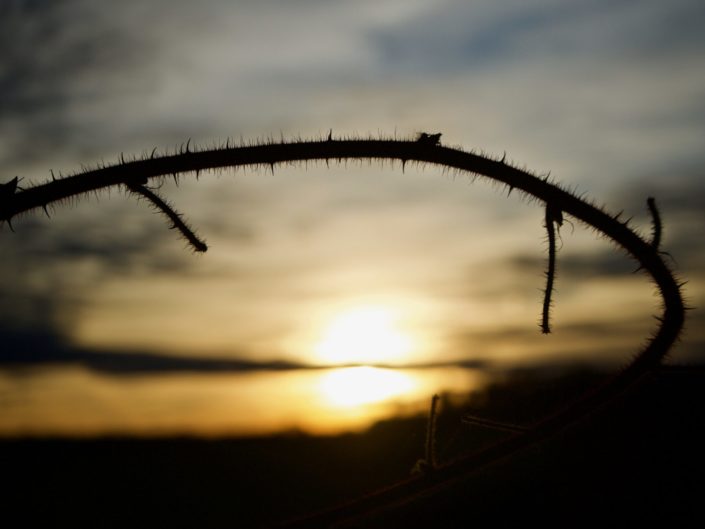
[1,134,690,526]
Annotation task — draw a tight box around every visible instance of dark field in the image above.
[2,366,704,528]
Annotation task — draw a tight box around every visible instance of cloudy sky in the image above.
[1,0,704,434]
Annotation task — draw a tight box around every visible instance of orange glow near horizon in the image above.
[318,367,416,407]
[0,365,486,437]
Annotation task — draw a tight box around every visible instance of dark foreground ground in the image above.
[2,365,704,528]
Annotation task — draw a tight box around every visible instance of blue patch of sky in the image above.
[369,10,548,73]
[368,0,705,75]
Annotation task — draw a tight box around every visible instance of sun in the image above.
[314,305,414,365]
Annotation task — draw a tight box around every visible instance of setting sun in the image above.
[314,306,414,365]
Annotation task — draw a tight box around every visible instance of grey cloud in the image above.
[611,169,705,217]
[0,0,384,172]
[0,1,159,167]
[0,330,305,375]
[608,170,705,271]
[3,0,704,179]
[445,315,666,367]
[5,210,192,273]
[509,249,636,280]
[0,197,202,336]
[0,328,490,374]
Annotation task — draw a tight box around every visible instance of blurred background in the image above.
[1,0,704,437]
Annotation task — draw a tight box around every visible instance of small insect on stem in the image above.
[1,176,20,194]
[416,132,442,146]
[542,203,563,334]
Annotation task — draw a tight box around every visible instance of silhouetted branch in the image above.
[127,182,207,252]
[413,394,440,475]
[541,204,563,333]
[461,413,529,434]
[1,134,686,528]
[647,196,661,250]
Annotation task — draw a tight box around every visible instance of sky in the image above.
[1,0,704,435]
